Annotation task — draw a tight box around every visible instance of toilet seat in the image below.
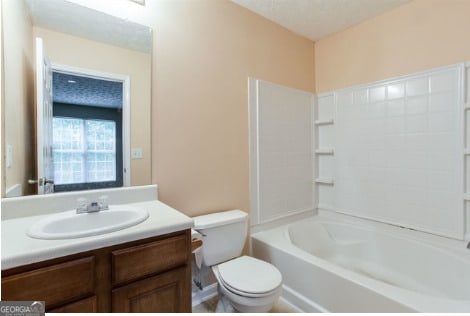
[218,275,280,298]
[215,256,282,298]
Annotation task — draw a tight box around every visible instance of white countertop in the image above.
[2,200,193,270]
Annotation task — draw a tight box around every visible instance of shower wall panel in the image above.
[249,79,314,225]
[330,65,465,239]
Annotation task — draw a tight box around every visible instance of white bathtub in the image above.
[251,212,470,312]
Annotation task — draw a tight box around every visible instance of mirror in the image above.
[2,0,152,197]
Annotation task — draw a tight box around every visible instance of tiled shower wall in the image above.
[316,64,467,240]
[251,65,468,240]
[249,79,314,226]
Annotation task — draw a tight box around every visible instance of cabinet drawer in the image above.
[112,233,188,285]
[1,256,95,308]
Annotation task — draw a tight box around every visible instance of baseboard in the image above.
[192,283,218,307]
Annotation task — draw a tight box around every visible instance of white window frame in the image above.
[53,117,118,185]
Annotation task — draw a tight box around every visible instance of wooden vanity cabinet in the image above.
[1,230,192,313]
[112,266,188,312]
[49,296,98,313]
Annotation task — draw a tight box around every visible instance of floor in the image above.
[192,295,299,313]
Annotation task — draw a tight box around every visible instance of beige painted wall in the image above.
[3,0,35,196]
[1,0,314,212]
[150,0,315,216]
[32,27,152,187]
[315,0,470,93]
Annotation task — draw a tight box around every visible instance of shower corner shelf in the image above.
[464,149,470,155]
[464,194,470,201]
[315,178,334,185]
[315,148,335,155]
[314,119,334,126]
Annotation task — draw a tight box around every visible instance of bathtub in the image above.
[251,212,470,312]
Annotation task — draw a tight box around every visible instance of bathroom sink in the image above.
[27,205,149,240]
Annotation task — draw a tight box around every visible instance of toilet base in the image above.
[216,283,280,313]
[215,287,237,313]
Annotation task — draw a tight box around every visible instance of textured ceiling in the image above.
[53,72,123,109]
[26,0,152,53]
[231,0,412,41]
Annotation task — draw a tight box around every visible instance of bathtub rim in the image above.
[251,212,470,312]
[317,209,469,253]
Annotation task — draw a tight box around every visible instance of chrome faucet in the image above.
[76,197,109,214]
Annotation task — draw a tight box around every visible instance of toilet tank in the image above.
[193,210,248,266]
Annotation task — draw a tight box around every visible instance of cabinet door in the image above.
[112,266,190,313]
[1,257,95,308]
[48,296,97,313]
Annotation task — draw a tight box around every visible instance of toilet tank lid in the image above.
[193,210,247,230]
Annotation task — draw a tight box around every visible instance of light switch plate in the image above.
[131,148,143,159]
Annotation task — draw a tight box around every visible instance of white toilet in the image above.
[193,210,282,313]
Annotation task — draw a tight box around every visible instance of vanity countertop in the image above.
[1,200,193,270]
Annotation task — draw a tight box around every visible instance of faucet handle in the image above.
[76,197,88,213]
[99,195,109,210]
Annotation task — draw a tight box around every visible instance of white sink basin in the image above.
[27,205,149,240]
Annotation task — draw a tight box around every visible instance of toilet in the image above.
[193,210,282,313]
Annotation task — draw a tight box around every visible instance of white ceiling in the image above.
[231,0,412,41]
[26,0,152,53]
[26,0,411,51]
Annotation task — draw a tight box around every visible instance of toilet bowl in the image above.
[212,256,282,312]
[193,210,283,313]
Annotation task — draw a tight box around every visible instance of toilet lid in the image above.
[217,256,282,295]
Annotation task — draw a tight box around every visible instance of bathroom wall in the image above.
[2,0,35,196]
[1,0,315,215]
[315,0,470,93]
[32,27,152,186]
[150,0,316,216]
[4,0,467,221]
